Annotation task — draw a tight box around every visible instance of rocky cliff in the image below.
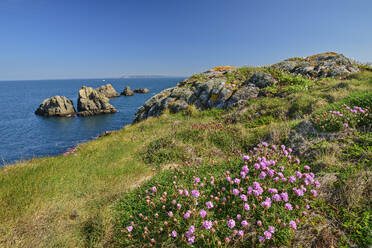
[133,52,360,122]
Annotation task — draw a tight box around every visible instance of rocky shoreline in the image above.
[35,83,149,117]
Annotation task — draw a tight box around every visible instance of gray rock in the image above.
[247,71,277,88]
[35,96,76,117]
[121,86,134,96]
[134,88,149,93]
[96,84,120,98]
[170,100,189,113]
[77,86,117,116]
[225,84,259,109]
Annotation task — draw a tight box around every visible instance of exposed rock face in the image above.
[121,86,134,96]
[77,86,117,116]
[247,71,277,88]
[133,88,149,93]
[270,52,359,78]
[95,84,120,98]
[133,52,360,123]
[35,96,76,117]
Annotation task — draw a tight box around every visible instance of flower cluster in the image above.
[117,143,319,246]
[311,105,370,132]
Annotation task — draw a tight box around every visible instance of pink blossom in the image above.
[264,231,272,239]
[268,226,275,233]
[240,194,248,202]
[199,209,207,218]
[171,230,177,237]
[191,190,200,197]
[241,220,248,227]
[126,226,133,232]
[244,203,250,210]
[285,203,293,210]
[259,236,265,242]
[289,220,297,230]
[233,188,240,195]
[206,201,214,209]
[242,155,250,161]
[227,219,235,229]
[203,220,213,230]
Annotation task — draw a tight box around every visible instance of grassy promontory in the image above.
[1,64,371,247]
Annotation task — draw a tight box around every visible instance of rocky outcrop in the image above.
[121,86,134,96]
[133,88,149,93]
[35,96,76,117]
[77,86,117,116]
[133,52,360,123]
[270,52,359,78]
[96,84,120,98]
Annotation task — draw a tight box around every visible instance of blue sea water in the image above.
[0,77,183,166]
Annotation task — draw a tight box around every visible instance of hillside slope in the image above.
[0,53,371,248]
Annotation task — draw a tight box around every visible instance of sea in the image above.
[0,77,184,166]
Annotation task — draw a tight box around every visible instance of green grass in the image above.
[0,70,371,247]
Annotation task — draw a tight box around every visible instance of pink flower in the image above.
[234,178,241,184]
[272,194,281,202]
[264,231,272,239]
[191,190,200,197]
[257,220,262,226]
[227,219,236,229]
[194,177,200,183]
[343,123,349,128]
[233,188,240,195]
[285,203,293,210]
[240,194,248,202]
[268,188,278,194]
[188,236,195,244]
[261,198,272,209]
[168,211,173,217]
[311,189,318,197]
[199,209,207,218]
[126,226,133,232]
[268,226,275,233]
[238,230,244,236]
[151,186,157,192]
[203,220,213,230]
[259,171,267,179]
[241,220,248,227]
[171,230,177,237]
[304,165,310,171]
[244,203,250,210]
[289,220,297,230]
[259,236,265,242]
[242,155,250,161]
[184,210,191,219]
[206,201,214,209]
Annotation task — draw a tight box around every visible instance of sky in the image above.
[0,0,371,80]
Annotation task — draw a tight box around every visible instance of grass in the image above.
[0,70,371,247]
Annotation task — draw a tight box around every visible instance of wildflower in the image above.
[194,177,200,183]
[188,236,195,244]
[304,165,310,171]
[281,192,289,202]
[268,226,275,233]
[242,165,249,173]
[233,188,240,195]
[257,220,262,226]
[244,203,250,210]
[184,210,191,219]
[268,188,278,194]
[177,203,182,209]
[191,190,200,198]
[264,231,272,239]
[184,190,189,196]
[240,171,246,178]
[203,220,213,230]
[238,230,244,236]
[168,211,173,217]
[261,198,272,209]
[306,204,310,209]
[227,219,236,229]
[259,236,265,242]
[178,189,183,195]
[236,214,241,220]
[272,194,281,202]
[126,226,133,232]
[296,171,302,178]
[272,145,277,150]
[259,171,267,179]
[225,237,231,243]
[199,209,207,218]
[171,230,177,238]
[295,158,300,164]
[151,186,157,192]
[311,189,318,197]
[289,176,296,183]
[240,194,248,202]
[289,220,297,230]
[205,201,214,209]
[234,178,241,184]
[241,220,248,227]
[343,123,348,128]
[315,181,320,188]
[242,155,250,161]
[285,203,293,210]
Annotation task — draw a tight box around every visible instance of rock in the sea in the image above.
[77,86,117,116]
[96,84,120,98]
[35,96,76,117]
[134,88,149,93]
[121,86,134,96]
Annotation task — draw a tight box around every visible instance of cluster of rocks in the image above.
[35,83,149,117]
[134,52,360,122]
[120,86,149,96]
[270,52,359,78]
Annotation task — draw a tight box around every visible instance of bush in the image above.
[114,143,319,247]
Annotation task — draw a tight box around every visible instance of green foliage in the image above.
[142,136,186,165]
[225,67,258,83]
[189,73,207,82]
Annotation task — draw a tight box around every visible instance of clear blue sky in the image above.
[0,0,371,80]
